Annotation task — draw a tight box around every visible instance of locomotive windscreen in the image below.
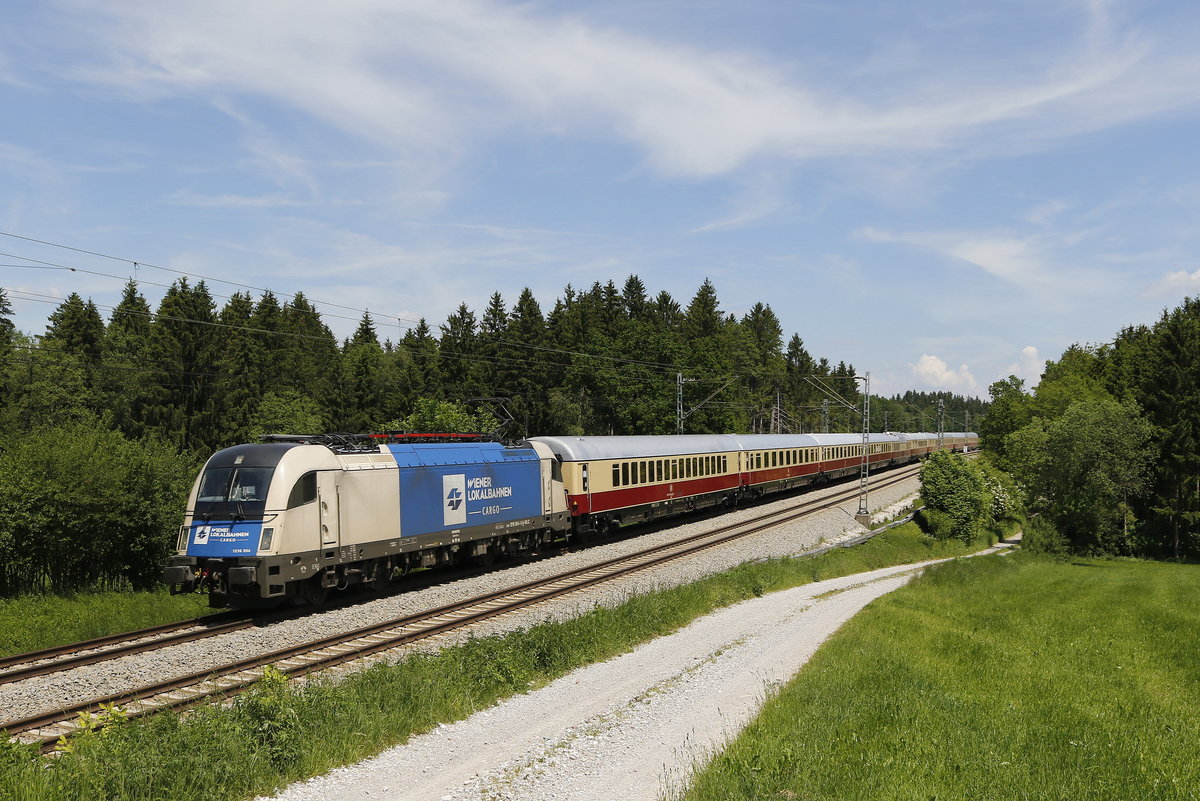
[191,442,297,520]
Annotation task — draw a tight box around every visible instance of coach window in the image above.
[287,472,317,509]
[622,462,630,486]
[612,464,621,486]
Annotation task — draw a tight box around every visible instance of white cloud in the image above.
[1144,268,1200,297]
[945,236,1051,289]
[910,353,979,393]
[56,0,1200,179]
[857,226,1059,293]
[1004,345,1044,387]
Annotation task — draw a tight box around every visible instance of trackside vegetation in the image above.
[680,553,1200,801]
[980,295,1200,558]
[0,591,211,659]
[0,521,988,801]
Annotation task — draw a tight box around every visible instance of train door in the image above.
[581,463,591,511]
[317,471,340,549]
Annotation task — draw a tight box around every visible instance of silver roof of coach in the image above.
[529,434,741,461]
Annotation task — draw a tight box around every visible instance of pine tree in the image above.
[1141,298,1200,557]
[0,287,13,350]
[621,275,649,320]
[352,312,380,348]
[278,292,339,423]
[478,293,508,399]
[401,318,440,399]
[101,281,154,438]
[215,292,261,444]
[45,293,105,362]
[683,279,722,340]
[251,290,283,390]
[142,279,221,453]
[106,281,152,357]
[439,303,482,400]
[0,288,15,420]
[506,288,548,434]
[652,290,682,328]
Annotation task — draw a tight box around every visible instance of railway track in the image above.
[0,611,253,687]
[0,550,568,687]
[4,464,921,753]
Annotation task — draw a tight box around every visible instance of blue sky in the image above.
[2,0,1199,398]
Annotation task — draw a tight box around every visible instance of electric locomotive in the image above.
[162,434,570,607]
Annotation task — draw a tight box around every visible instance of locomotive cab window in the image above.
[287,471,317,509]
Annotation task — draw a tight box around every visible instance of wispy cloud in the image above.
[857,226,1063,293]
[55,0,1200,180]
[167,190,361,209]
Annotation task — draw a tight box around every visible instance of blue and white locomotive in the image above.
[163,435,570,607]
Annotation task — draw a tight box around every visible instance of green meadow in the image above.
[681,553,1200,801]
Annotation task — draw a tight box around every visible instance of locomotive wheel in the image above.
[301,576,328,606]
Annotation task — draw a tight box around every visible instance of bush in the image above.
[914,508,956,540]
[1022,516,1070,556]
[920,452,987,543]
[0,423,197,595]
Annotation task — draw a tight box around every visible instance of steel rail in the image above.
[5,464,921,753]
[0,612,255,687]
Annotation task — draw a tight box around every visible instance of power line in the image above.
[1,286,697,387]
[0,231,699,375]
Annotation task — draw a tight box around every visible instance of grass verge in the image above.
[679,553,1200,801]
[0,591,213,658]
[0,520,987,801]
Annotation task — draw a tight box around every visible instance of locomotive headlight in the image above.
[259,527,275,552]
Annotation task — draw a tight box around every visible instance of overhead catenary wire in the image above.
[0,232,704,375]
[1,286,730,388]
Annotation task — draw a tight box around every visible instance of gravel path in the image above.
[0,472,920,727]
[260,552,1001,801]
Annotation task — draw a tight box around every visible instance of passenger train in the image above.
[163,430,977,607]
